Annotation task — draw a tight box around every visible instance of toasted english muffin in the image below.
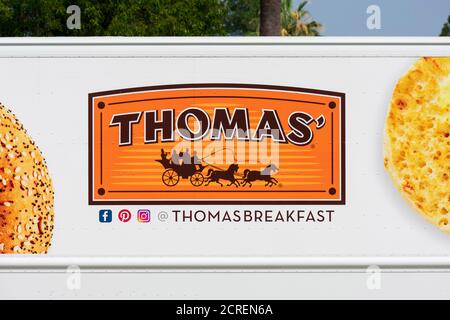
[384,57,450,232]
[0,103,54,253]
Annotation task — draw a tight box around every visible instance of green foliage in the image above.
[106,0,227,36]
[224,0,259,35]
[440,15,450,36]
[0,0,66,36]
[0,0,322,37]
[281,0,321,36]
[0,0,227,36]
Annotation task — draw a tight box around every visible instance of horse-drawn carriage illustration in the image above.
[156,148,279,188]
[156,149,206,187]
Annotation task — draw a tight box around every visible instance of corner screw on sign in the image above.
[89,84,345,205]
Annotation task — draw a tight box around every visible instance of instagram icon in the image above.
[137,209,151,223]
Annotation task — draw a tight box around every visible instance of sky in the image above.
[294,0,450,36]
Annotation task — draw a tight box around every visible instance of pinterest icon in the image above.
[118,209,132,223]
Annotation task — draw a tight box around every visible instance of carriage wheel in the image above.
[190,172,204,187]
[162,169,180,187]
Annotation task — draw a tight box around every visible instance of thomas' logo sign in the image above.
[89,84,345,204]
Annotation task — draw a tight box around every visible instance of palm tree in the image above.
[281,0,322,36]
[260,0,281,36]
[440,15,450,36]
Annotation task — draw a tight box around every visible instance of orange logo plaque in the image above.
[89,84,345,204]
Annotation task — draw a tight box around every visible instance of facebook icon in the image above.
[99,209,112,223]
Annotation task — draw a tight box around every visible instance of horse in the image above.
[205,164,240,187]
[242,164,279,187]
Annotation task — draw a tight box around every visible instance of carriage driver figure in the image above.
[169,148,203,171]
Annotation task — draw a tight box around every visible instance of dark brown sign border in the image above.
[88,83,345,205]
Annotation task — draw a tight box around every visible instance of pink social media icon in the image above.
[118,209,132,222]
[137,209,151,223]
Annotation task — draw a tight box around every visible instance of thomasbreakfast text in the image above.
[172,209,334,223]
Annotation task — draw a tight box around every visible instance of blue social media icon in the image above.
[99,209,112,223]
